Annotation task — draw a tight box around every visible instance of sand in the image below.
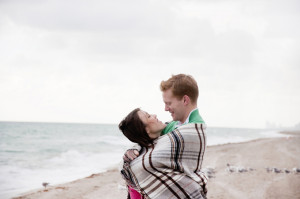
[13,131,300,199]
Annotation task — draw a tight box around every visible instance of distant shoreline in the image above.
[0,120,117,126]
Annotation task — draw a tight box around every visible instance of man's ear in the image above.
[183,95,190,105]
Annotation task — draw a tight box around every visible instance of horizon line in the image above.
[0,120,289,130]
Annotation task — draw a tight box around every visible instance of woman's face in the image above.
[138,110,167,139]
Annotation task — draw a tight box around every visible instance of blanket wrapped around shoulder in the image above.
[121,123,208,199]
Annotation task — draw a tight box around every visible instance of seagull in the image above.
[248,167,255,171]
[42,182,50,190]
[226,163,236,173]
[292,167,300,174]
[226,164,250,173]
[272,167,281,173]
[283,168,290,174]
[205,167,216,174]
[265,167,272,173]
[237,167,248,173]
[202,167,216,178]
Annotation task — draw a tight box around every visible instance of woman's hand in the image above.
[123,149,140,163]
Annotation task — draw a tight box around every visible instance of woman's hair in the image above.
[160,74,198,104]
[119,108,154,148]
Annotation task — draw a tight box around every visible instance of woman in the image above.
[119,108,207,199]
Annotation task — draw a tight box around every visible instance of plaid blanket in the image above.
[121,123,208,199]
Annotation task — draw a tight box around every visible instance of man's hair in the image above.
[118,108,154,148]
[160,74,199,103]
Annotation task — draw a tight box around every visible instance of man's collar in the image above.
[176,108,198,127]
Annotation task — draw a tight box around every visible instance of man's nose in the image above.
[165,105,169,111]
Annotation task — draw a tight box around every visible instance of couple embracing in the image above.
[119,74,208,199]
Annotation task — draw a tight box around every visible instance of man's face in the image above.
[162,89,185,122]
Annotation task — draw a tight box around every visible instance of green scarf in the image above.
[161,109,205,135]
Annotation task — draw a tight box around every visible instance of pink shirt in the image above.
[129,186,143,199]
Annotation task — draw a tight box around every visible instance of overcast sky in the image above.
[0,0,299,128]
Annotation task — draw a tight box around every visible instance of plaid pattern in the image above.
[121,123,207,199]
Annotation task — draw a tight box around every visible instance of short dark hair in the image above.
[118,108,154,148]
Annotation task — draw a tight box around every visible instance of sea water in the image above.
[0,121,284,199]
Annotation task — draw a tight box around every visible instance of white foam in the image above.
[0,149,124,199]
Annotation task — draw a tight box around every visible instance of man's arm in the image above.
[167,123,208,183]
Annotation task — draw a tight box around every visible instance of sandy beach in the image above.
[13,131,300,199]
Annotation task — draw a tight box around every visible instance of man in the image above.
[123,74,207,198]
[160,73,205,134]
[125,74,205,158]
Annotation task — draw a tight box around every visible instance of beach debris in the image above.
[292,167,300,174]
[42,182,50,190]
[202,167,216,178]
[55,187,67,190]
[87,174,99,178]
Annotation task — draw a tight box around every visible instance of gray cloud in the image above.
[0,0,172,34]
[0,0,299,127]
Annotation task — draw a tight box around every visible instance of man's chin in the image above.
[171,115,176,121]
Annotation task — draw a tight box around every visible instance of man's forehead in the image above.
[162,94,171,103]
[163,89,174,98]
[163,92,183,103]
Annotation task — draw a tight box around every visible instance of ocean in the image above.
[0,121,285,199]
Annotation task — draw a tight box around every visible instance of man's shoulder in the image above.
[177,122,206,131]
[172,123,207,142]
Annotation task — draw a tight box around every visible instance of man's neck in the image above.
[179,105,197,124]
